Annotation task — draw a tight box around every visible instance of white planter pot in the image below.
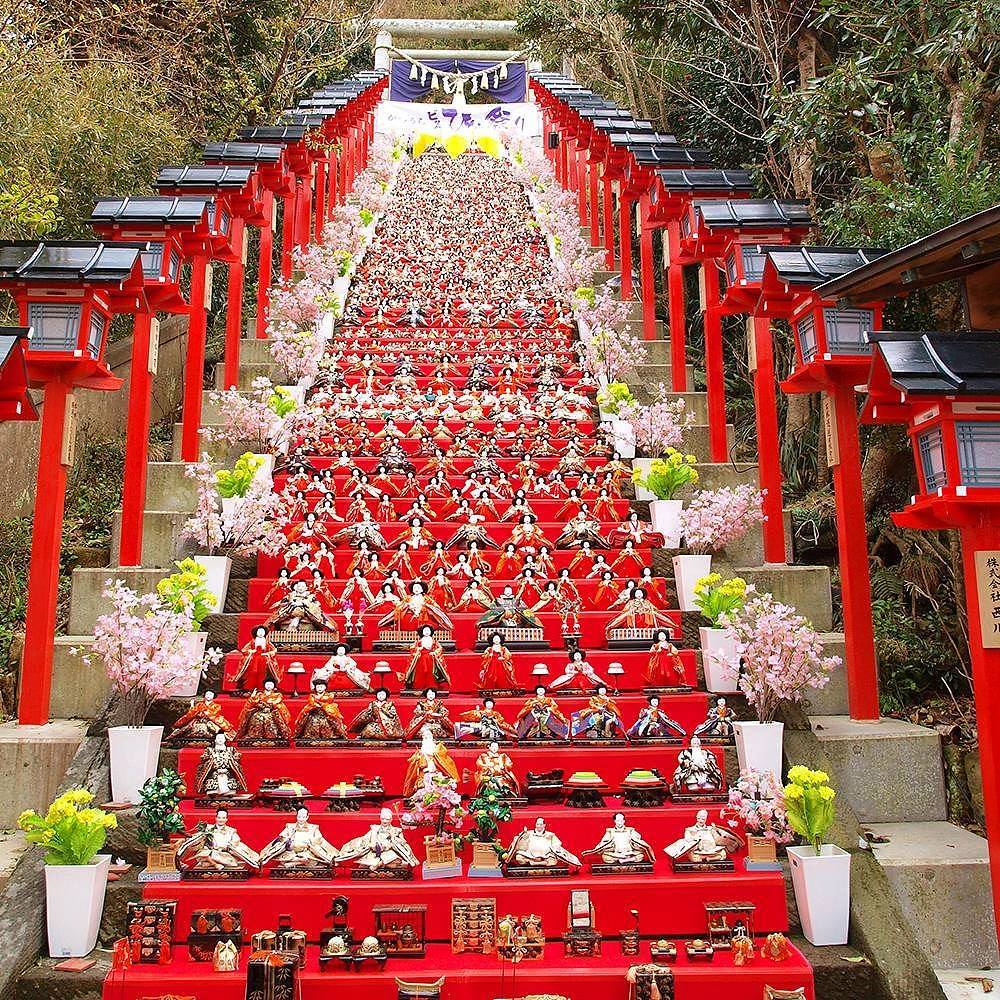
[733,720,784,781]
[280,385,306,407]
[318,312,335,340]
[787,845,851,945]
[252,454,275,491]
[611,418,635,459]
[597,405,616,422]
[193,555,231,614]
[699,626,740,693]
[672,553,712,611]
[167,631,207,698]
[649,499,683,548]
[108,725,164,804]
[45,855,110,957]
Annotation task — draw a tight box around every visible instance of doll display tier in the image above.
[108,149,813,1000]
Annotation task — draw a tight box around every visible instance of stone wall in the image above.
[0,315,190,517]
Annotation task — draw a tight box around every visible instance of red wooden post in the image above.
[295,174,312,252]
[256,191,275,339]
[222,217,246,390]
[619,195,634,301]
[565,138,577,192]
[750,314,787,563]
[588,160,600,247]
[314,159,327,243]
[666,221,687,392]
[638,194,657,340]
[327,150,338,216]
[602,176,616,270]
[180,256,210,462]
[701,263,729,463]
[576,147,588,223]
[18,380,72,724]
[280,192,296,280]
[118,312,155,567]
[960,520,1000,955]
[829,381,880,720]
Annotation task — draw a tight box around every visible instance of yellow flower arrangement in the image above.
[19,788,117,866]
[783,766,836,854]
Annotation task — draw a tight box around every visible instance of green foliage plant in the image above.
[18,789,117,865]
[156,558,216,629]
[631,449,699,500]
[136,769,187,847]
[597,381,635,415]
[693,573,749,625]
[216,453,265,499]
[783,766,836,855]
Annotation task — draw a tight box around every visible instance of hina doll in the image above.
[402,725,460,796]
[555,511,608,549]
[236,681,292,745]
[377,581,453,634]
[176,808,260,875]
[349,688,404,741]
[549,649,607,691]
[456,697,518,742]
[426,567,457,609]
[405,688,454,741]
[195,733,249,797]
[515,685,569,741]
[401,626,450,690]
[333,510,389,550]
[581,813,655,870]
[312,643,371,693]
[508,514,548,552]
[384,542,417,577]
[337,807,418,875]
[294,681,349,743]
[610,541,647,578]
[232,627,283,691]
[606,587,675,633]
[472,741,520,796]
[671,737,726,796]
[258,807,338,874]
[170,692,235,745]
[645,632,687,688]
[628,695,687,741]
[609,512,665,549]
[477,586,544,633]
[477,633,519,691]
[264,581,341,642]
[420,541,452,577]
[455,578,495,612]
[570,686,628,741]
[504,817,580,871]
[693,697,737,741]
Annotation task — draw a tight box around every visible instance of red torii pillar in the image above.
[638,194,657,339]
[576,146,588,225]
[665,222,688,391]
[223,217,246,388]
[700,262,729,463]
[256,190,276,338]
[618,194,635,301]
[180,254,212,462]
[601,174,616,270]
[588,158,601,248]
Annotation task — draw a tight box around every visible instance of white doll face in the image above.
[296,807,309,825]
[614,813,626,830]
[264,680,275,692]
[214,732,226,749]
[376,689,388,702]
[533,817,546,834]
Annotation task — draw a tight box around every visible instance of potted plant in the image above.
[401,773,466,879]
[693,574,749,692]
[784,766,849,945]
[724,592,838,780]
[723,769,792,871]
[18,789,117,957]
[620,389,693,459]
[87,580,195,802]
[674,484,765,610]
[632,450,699,548]
[156,558,217,696]
[215,453,266,531]
[596,381,635,422]
[136,769,187,881]
[462,777,512,877]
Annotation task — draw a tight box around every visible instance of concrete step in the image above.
[0,721,88,827]
[68,567,171,634]
[632,361,698,392]
[805,633,849,716]
[170,423,254,464]
[0,831,26,892]
[736,564,833,631]
[809,716,947,823]
[867,821,998,969]
[110,509,189,569]
[145,461,200,511]
[236,337,274,365]
[938,968,1000,998]
[51,636,108,720]
[213,359,280,391]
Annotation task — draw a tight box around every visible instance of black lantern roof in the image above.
[88,196,210,227]
[203,142,284,165]
[629,144,713,167]
[592,118,654,132]
[280,113,328,128]
[0,242,144,284]
[655,168,754,194]
[696,199,813,229]
[579,108,633,121]
[299,97,350,110]
[761,245,888,285]
[608,132,674,147]
[870,331,1000,395]
[236,125,309,145]
[156,165,253,190]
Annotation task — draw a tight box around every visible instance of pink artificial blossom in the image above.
[722,769,793,842]
[617,389,694,455]
[207,377,284,452]
[721,591,837,723]
[679,484,766,554]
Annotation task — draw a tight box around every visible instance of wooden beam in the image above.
[372,18,519,40]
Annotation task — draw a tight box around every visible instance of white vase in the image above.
[193,554,231,615]
[699,626,740,693]
[108,725,164,804]
[733,720,784,781]
[318,312,335,340]
[672,553,712,611]
[252,454,275,490]
[167,631,207,698]
[787,845,851,945]
[649,499,683,548]
[44,854,110,957]
[612,418,635,459]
